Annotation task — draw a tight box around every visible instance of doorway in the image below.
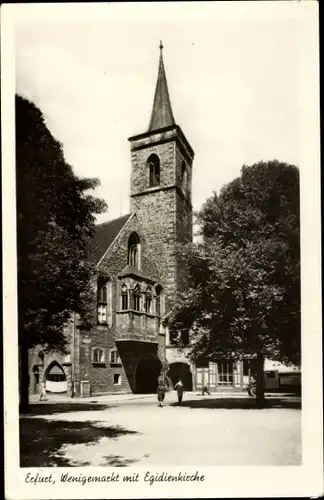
[135,355,162,393]
[168,362,193,391]
[217,360,234,386]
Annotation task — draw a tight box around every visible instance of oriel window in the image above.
[145,287,152,314]
[155,285,162,317]
[121,284,128,310]
[133,285,141,311]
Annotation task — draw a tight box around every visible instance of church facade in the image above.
[28,45,258,398]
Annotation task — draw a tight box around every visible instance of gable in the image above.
[89,213,133,265]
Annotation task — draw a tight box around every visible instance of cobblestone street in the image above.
[20,393,301,467]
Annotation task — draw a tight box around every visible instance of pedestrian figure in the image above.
[174,379,184,405]
[202,384,210,396]
[157,378,167,407]
[39,381,47,401]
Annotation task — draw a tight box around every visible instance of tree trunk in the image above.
[255,351,266,408]
[19,341,29,413]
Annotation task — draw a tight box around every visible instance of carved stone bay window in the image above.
[145,287,152,314]
[132,284,141,311]
[121,284,128,310]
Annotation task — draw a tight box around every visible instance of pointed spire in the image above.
[148,41,176,132]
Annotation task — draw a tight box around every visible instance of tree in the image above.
[16,95,107,411]
[170,161,300,407]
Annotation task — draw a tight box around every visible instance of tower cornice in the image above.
[128,124,194,162]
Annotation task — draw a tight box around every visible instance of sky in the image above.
[14,2,314,224]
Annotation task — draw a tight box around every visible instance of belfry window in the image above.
[148,154,160,187]
[128,232,140,268]
[133,285,141,311]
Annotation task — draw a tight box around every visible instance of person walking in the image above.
[157,378,167,407]
[174,379,184,405]
[39,381,48,401]
[202,384,210,396]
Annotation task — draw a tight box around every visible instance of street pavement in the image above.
[20,392,301,467]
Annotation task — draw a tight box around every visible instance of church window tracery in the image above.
[145,287,152,314]
[121,284,128,310]
[97,277,109,324]
[128,232,140,268]
[133,284,141,311]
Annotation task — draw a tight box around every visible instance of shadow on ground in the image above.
[20,402,113,416]
[170,397,301,410]
[103,455,140,467]
[20,417,139,467]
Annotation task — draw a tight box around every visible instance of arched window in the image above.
[148,154,160,187]
[155,285,163,317]
[145,287,152,314]
[128,232,140,268]
[121,284,128,310]
[97,277,108,324]
[133,284,141,311]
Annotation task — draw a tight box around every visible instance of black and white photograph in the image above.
[2,2,322,499]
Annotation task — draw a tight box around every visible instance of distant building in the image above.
[28,45,295,397]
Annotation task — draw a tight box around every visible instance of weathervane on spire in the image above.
[159,40,163,52]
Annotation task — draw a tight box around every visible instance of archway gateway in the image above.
[168,362,193,391]
[45,362,67,393]
[135,355,162,394]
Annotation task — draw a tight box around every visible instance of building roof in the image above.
[118,265,156,284]
[89,213,132,264]
[148,42,176,132]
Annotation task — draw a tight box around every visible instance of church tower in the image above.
[128,43,194,305]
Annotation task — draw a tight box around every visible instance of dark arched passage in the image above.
[168,362,193,391]
[45,361,67,393]
[135,355,162,394]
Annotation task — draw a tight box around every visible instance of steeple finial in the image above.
[148,42,175,132]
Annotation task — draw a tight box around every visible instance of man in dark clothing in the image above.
[174,379,184,404]
[202,384,210,396]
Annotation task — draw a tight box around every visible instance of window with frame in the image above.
[97,277,108,324]
[128,232,140,268]
[92,348,105,364]
[145,287,152,314]
[155,285,162,317]
[113,374,121,385]
[148,154,160,187]
[110,349,121,365]
[132,285,141,311]
[121,284,128,310]
[169,329,179,345]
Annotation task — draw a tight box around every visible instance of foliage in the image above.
[171,161,300,368]
[16,94,107,352]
